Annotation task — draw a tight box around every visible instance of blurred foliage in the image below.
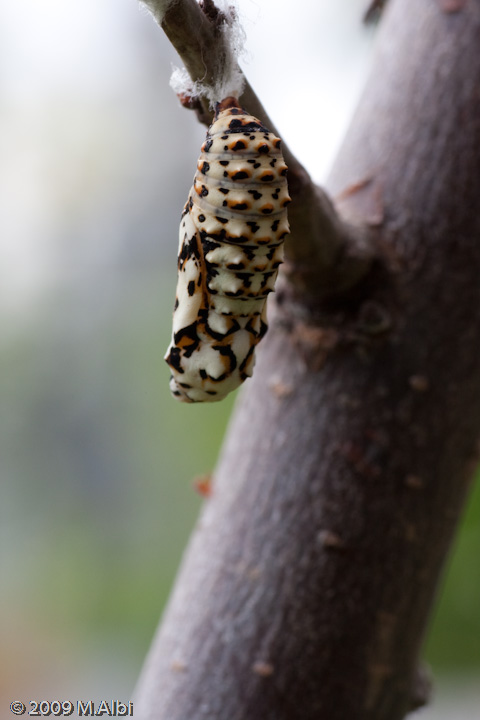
[425,474,480,670]
[1,274,235,699]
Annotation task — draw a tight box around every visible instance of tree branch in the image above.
[139,0,375,302]
[136,1,480,717]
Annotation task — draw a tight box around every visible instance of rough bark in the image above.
[135,0,480,718]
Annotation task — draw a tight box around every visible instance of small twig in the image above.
[364,0,389,24]
[140,0,376,302]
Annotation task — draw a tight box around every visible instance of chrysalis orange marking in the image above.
[165,97,291,402]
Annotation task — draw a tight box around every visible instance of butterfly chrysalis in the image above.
[165,97,290,402]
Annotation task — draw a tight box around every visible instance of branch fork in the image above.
[140,0,377,303]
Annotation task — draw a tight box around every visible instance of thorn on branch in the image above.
[252,661,275,678]
[318,529,347,551]
[437,0,467,13]
[335,173,385,228]
[268,377,294,399]
[193,474,213,498]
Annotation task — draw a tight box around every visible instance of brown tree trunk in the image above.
[135,0,480,718]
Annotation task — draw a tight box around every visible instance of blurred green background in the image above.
[1,0,478,715]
